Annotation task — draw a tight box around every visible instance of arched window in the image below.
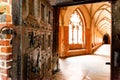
[69,11,83,44]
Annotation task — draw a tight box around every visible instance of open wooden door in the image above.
[12,0,59,80]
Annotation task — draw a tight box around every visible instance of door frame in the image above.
[53,0,113,80]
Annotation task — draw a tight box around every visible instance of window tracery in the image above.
[69,11,83,44]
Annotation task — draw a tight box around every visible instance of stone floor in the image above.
[53,44,110,80]
[94,44,110,57]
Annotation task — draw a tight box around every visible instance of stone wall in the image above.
[2,0,120,80]
[0,0,12,80]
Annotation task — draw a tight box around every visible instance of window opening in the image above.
[69,11,83,44]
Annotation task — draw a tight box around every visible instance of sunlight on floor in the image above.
[94,44,111,57]
[53,44,110,80]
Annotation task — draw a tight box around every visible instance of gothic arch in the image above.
[63,5,91,29]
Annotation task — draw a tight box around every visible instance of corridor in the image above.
[53,44,110,80]
[94,44,110,57]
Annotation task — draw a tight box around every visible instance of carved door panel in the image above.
[20,26,53,80]
[22,27,42,80]
[12,26,49,80]
[11,0,59,80]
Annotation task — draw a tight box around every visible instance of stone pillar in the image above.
[86,28,92,53]
[64,26,69,56]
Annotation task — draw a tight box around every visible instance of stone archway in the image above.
[103,33,110,44]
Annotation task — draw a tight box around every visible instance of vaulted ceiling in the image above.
[90,2,111,36]
[58,1,111,37]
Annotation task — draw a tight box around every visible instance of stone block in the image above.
[0,53,12,60]
[1,46,12,53]
[0,75,10,80]
[0,60,12,67]
[0,5,4,13]
[1,0,8,3]
[0,67,10,74]
[0,3,10,14]
[5,34,12,39]
[4,5,10,14]
[6,14,12,22]
[0,40,10,46]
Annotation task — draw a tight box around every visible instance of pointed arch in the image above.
[64,5,91,29]
[68,8,86,49]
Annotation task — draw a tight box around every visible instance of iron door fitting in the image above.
[0,26,13,39]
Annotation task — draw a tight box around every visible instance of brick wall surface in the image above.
[0,0,12,80]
